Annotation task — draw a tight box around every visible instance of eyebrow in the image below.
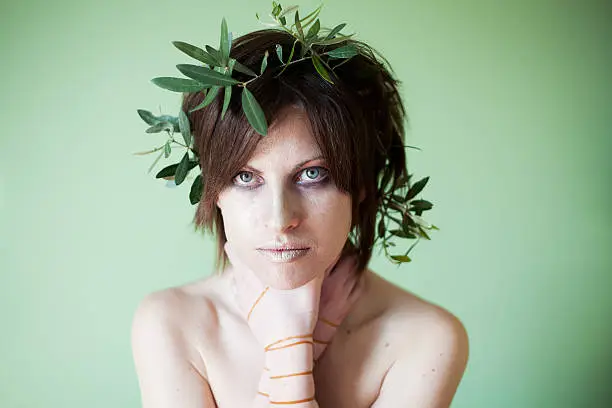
[243,155,325,174]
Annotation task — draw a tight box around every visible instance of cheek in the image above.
[306,191,352,245]
[218,192,258,239]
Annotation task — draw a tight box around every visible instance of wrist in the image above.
[263,334,315,405]
[269,374,315,407]
[265,335,314,373]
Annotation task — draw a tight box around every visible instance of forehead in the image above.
[248,107,321,163]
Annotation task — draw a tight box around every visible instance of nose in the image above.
[266,185,303,233]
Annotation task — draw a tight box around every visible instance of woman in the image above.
[131,26,469,408]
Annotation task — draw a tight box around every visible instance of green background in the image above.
[2,0,610,407]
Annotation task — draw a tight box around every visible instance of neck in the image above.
[344,269,377,331]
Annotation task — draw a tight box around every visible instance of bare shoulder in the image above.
[131,275,226,370]
[130,276,225,407]
[364,270,469,407]
[369,270,468,343]
[132,277,221,335]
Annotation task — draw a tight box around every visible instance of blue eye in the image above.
[305,168,319,179]
[238,172,253,183]
[298,167,328,184]
[233,171,259,189]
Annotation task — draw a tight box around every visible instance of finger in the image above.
[349,272,366,298]
[313,342,328,361]
[332,253,358,278]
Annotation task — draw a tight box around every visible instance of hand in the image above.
[225,242,324,351]
[313,253,365,360]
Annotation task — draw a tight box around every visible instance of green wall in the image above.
[2,0,610,407]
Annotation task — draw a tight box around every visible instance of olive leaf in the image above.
[260,50,269,74]
[390,229,410,238]
[205,46,222,66]
[221,59,236,120]
[155,163,179,179]
[158,115,180,132]
[137,109,160,126]
[195,86,221,112]
[408,199,433,214]
[311,54,333,84]
[324,23,346,40]
[294,10,304,40]
[400,224,417,239]
[272,3,281,17]
[325,44,359,59]
[296,4,322,29]
[155,160,198,179]
[417,226,431,240]
[151,77,209,92]
[305,19,320,41]
[146,121,174,134]
[405,176,429,201]
[390,255,411,263]
[138,110,180,132]
[176,64,240,86]
[377,218,385,238]
[391,194,404,203]
[402,212,416,228]
[220,18,230,66]
[172,41,218,66]
[275,44,284,63]
[392,174,411,191]
[311,33,354,46]
[178,110,192,146]
[275,38,297,77]
[163,140,171,158]
[174,152,191,185]
[241,87,267,136]
[190,174,204,204]
[279,5,298,18]
[232,60,258,77]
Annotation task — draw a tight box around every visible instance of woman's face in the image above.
[217,106,353,289]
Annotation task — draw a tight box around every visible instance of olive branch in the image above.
[133,2,438,265]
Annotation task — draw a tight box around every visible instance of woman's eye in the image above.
[305,168,319,179]
[298,167,328,184]
[238,172,253,183]
[233,171,257,187]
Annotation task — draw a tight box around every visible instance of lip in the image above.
[256,248,310,263]
[258,245,310,251]
[257,242,311,251]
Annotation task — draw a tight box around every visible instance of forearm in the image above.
[258,335,319,407]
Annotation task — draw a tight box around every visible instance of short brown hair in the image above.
[182,29,408,272]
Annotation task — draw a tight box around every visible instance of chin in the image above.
[258,262,320,290]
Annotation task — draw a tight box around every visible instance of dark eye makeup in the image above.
[232,166,329,190]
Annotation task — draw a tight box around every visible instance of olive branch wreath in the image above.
[134,2,439,265]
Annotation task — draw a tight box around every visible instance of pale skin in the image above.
[131,106,470,407]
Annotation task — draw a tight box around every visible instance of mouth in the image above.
[256,247,311,263]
